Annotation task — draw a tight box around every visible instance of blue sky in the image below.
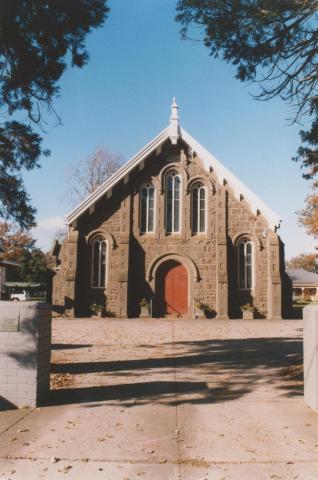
[25,0,315,258]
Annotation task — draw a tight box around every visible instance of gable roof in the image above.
[286,268,318,286]
[67,100,281,230]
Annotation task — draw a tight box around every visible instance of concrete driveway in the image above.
[0,318,317,479]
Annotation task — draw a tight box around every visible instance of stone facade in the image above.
[50,133,290,319]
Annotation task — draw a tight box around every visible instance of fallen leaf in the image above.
[62,465,72,473]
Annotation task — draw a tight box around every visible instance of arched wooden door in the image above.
[156,261,188,316]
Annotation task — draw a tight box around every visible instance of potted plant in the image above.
[240,303,254,320]
[139,298,150,318]
[90,303,104,318]
[202,304,216,319]
[195,301,215,319]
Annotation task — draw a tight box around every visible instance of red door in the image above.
[161,262,188,315]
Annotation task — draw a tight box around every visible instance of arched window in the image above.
[238,237,253,289]
[91,236,107,288]
[191,182,206,233]
[140,183,155,233]
[165,171,181,233]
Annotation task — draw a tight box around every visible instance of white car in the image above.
[11,289,30,301]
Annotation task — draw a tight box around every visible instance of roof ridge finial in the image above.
[169,97,179,145]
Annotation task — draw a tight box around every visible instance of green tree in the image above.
[0,0,109,229]
[175,0,318,181]
[7,248,48,283]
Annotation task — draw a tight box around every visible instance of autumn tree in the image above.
[287,253,318,273]
[66,147,124,205]
[298,190,318,239]
[0,222,47,282]
[0,222,35,260]
[175,1,318,181]
[0,1,109,229]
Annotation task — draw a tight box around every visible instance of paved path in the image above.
[0,318,317,479]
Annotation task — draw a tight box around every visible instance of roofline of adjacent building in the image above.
[0,259,21,267]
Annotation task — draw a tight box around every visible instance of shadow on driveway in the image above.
[48,336,303,407]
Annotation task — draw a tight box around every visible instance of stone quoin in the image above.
[49,99,291,319]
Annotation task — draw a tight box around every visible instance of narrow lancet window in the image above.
[238,238,253,289]
[166,171,181,233]
[140,183,155,233]
[91,236,107,288]
[191,183,206,233]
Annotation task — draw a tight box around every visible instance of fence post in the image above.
[0,301,51,409]
[304,305,318,411]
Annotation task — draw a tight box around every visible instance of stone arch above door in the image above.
[146,252,200,283]
[147,253,200,317]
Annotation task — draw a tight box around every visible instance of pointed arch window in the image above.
[191,182,206,233]
[140,183,155,233]
[91,236,107,288]
[165,171,181,233]
[238,237,253,289]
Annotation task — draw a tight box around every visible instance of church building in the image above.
[50,99,289,319]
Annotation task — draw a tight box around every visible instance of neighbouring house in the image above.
[0,244,21,300]
[287,268,318,301]
[49,99,290,319]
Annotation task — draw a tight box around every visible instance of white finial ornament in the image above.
[169,97,180,145]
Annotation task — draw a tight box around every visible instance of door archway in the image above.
[156,260,188,316]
